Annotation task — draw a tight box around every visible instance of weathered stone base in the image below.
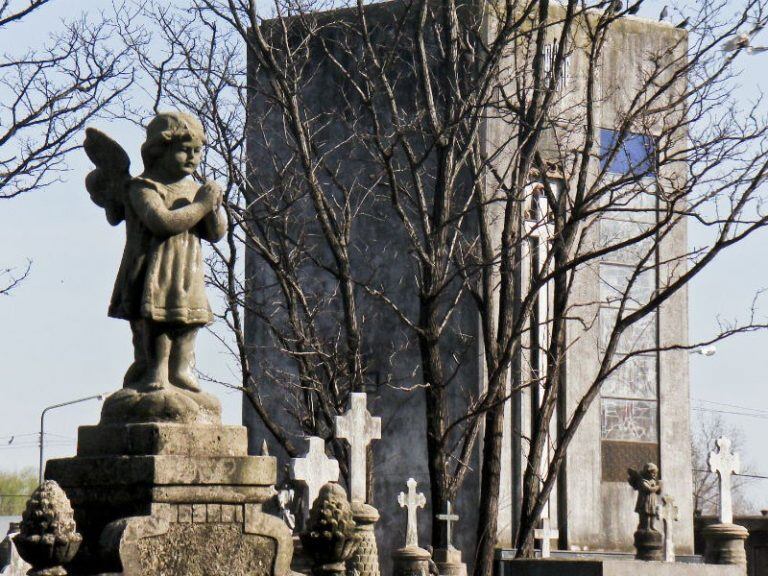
[500,559,745,576]
[634,529,663,561]
[702,523,748,566]
[45,422,292,576]
[392,546,430,576]
[433,547,466,576]
[348,502,380,576]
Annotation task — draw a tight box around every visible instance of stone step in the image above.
[76,423,249,457]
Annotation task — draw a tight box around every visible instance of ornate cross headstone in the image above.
[398,478,426,548]
[708,436,740,524]
[290,436,340,520]
[533,517,559,559]
[658,495,679,563]
[436,501,459,550]
[335,393,382,503]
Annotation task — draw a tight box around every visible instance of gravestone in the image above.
[709,437,740,524]
[393,479,430,576]
[434,502,467,576]
[334,393,382,576]
[534,518,559,559]
[702,437,749,566]
[290,436,340,523]
[659,496,679,563]
[37,113,294,576]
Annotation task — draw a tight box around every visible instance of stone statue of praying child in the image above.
[84,112,227,424]
[628,463,662,532]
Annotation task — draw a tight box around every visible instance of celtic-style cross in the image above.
[658,495,679,563]
[436,500,459,549]
[335,393,381,503]
[708,436,740,524]
[290,436,340,520]
[398,478,426,548]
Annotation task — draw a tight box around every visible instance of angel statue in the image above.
[84,111,226,424]
[627,463,662,532]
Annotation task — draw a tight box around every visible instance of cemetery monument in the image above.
[18,112,294,576]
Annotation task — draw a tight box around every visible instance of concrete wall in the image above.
[244,1,694,563]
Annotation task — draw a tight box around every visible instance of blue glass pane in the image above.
[600,129,656,176]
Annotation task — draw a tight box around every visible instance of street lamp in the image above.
[689,345,717,357]
[39,393,109,483]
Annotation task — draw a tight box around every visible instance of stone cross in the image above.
[658,495,679,563]
[708,436,740,524]
[290,436,340,520]
[335,393,381,503]
[436,500,459,550]
[398,478,426,548]
[533,517,559,559]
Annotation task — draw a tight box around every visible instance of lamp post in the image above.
[39,393,108,483]
[689,345,717,357]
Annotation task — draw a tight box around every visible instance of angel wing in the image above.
[84,128,132,226]
[627,467,642,489]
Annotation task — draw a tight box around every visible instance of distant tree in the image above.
[116,0,768,570]
[0,1,132,295]
[692,413,755,517]
[0,468,36,516]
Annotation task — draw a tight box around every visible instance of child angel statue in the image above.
[627,463,662,532]
[84,111,226,399]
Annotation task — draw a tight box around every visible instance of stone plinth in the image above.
[433,547,466,576]
[45,422,293,576]
[702,523,748,566]
[500,559,745,576]
[634,529,663,561]
[348,502,380,576]
[392,546,430,576]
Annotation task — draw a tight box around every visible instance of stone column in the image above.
[349,502,380,576]
[392,546,431,576]
[702,523,749,566]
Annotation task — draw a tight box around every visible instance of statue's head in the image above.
[141,111,207,178]
[642,462,659,480]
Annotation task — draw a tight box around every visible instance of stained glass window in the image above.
[600,129,656,177]
[601,398,658,443]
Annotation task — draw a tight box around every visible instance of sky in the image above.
[2,0,768,513]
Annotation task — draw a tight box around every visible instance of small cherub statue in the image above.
[628,463,662,532]
[84,112,226,395]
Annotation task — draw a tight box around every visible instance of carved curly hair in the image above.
[140,111,207,171]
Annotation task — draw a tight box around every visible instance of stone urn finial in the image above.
[14,480,82,576]
[300,483,360,576]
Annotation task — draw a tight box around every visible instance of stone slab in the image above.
[46,455,276,487]
[77,424,248,457]
[500,559,745,576]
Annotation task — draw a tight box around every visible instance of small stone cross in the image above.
[398,478,426,548]
[533,517,559,559]
[335,393,381,503]
[708,436,740,524]
[290,436,340,520]
[436,500,459,550]
[658,495,679,563]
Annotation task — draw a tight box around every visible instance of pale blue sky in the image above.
[2,0,768,511]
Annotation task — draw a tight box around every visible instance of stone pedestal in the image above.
[45,422,293,576]
[392,546,430,576]
[634,529,663,561]
[433,547,466,576]
[348,502,380,576]
[702,523,748,566]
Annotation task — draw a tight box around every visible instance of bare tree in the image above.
[116,0,768,572]
[692,412,755,517]
[0,1,132,293]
